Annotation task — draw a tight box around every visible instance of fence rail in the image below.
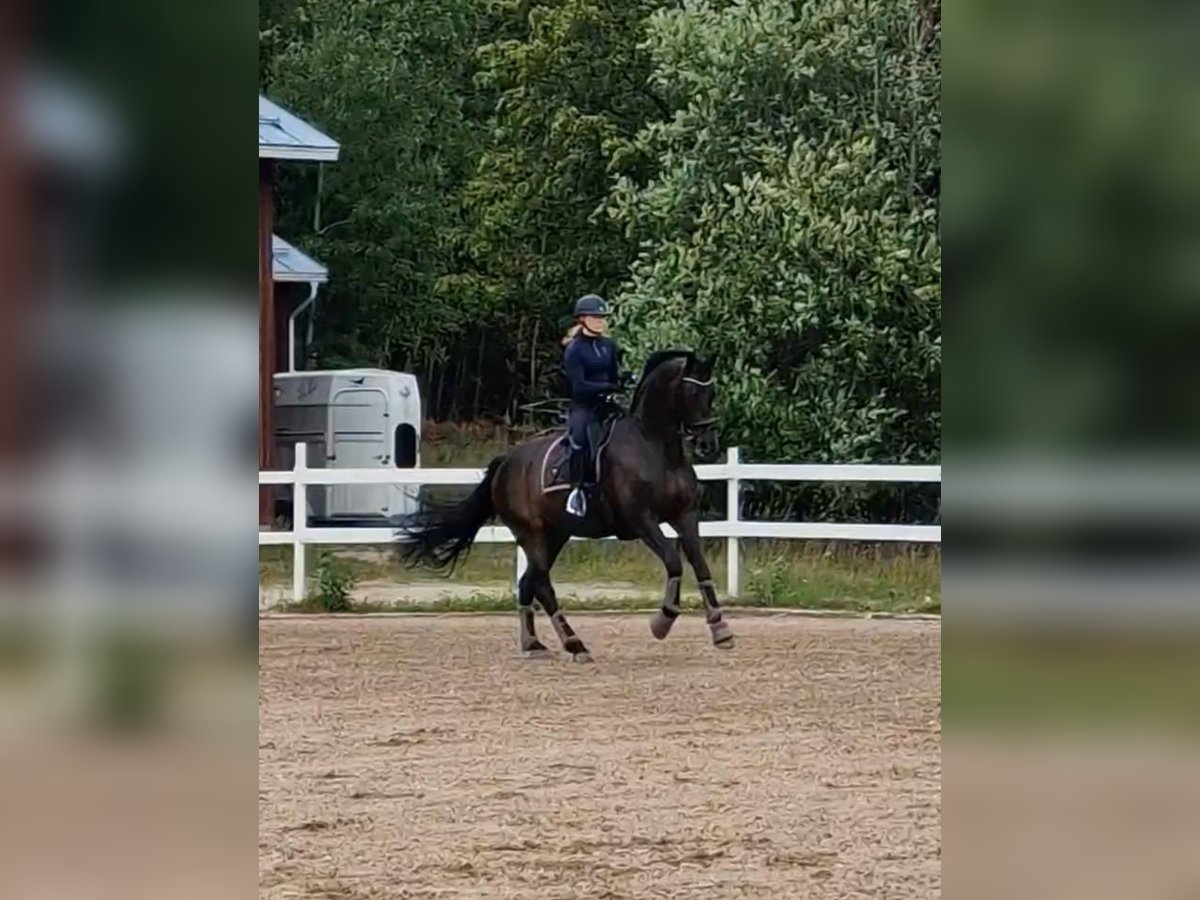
[259,444,940,604]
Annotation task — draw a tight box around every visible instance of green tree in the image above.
[459,0,668,413]
[608,0,940,518]
[262,0,484,405]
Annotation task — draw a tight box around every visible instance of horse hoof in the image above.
[650,613,676,640]
[518,647,555,659]
[572,651,593,664]
[710,622,734,648]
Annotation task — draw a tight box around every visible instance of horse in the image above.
[398,349,733,662]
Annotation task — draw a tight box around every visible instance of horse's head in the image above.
[680,352,719,458]
[631,349,721,457]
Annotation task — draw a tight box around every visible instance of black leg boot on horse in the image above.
[675,510,734,648]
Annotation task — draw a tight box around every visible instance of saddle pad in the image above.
[539,426,615,494]
[540,435,571,493]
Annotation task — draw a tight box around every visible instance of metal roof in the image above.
[272,234,328,283]
[259,95,339,161]
[23,71,123,174]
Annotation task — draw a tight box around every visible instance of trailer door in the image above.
[327,387,389,518]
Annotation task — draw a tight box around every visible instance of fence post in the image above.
[292,442,308,604]
[726,446,740,599]
[514,545,528,600]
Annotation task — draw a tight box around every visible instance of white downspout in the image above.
[288,280,321,372]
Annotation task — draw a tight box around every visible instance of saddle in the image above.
[540,410,621,494]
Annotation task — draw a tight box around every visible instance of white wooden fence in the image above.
[259,444,940,603]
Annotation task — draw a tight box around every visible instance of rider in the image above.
[561,294,632,517]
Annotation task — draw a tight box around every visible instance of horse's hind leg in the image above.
[676,510,734,648]
[535,571,591,663]
[516,568,551,656]
[513,526,553,656]
[518,529,590,662]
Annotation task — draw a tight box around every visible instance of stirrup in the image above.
[566,487,588,517]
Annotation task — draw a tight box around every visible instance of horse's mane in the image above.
[631,348,694,412]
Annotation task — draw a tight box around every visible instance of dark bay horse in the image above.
[398,350,734,662]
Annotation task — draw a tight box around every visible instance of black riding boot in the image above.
[566,443,588,516]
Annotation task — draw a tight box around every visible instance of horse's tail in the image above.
[397,455,504,573]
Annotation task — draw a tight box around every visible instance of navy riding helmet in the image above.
[573,294,609,317]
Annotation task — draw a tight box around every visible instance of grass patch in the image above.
[419,421,530,467]
[261,540,939,615]
[274,591,653,615]
[944,633,1200,730]
[275,595,401,615]
[743,542,940,615]
[260,543,515,588]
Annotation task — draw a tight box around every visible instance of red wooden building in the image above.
[258,95,338,522]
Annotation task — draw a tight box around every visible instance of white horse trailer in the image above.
[272,369,421,524]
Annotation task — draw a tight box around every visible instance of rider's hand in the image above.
[619,371,637,388]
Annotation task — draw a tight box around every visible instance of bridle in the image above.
[680,375,717,434]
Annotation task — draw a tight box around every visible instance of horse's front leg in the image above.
[634,514,685,640]
[675,510,734,648]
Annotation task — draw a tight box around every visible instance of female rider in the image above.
[561,294,631,517]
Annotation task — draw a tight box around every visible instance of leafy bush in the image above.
[311,549,357,612]
[610,0,940,520]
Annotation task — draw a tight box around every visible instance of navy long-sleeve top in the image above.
[563,335,620,404]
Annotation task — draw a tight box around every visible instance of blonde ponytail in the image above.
[561,323,583,346]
